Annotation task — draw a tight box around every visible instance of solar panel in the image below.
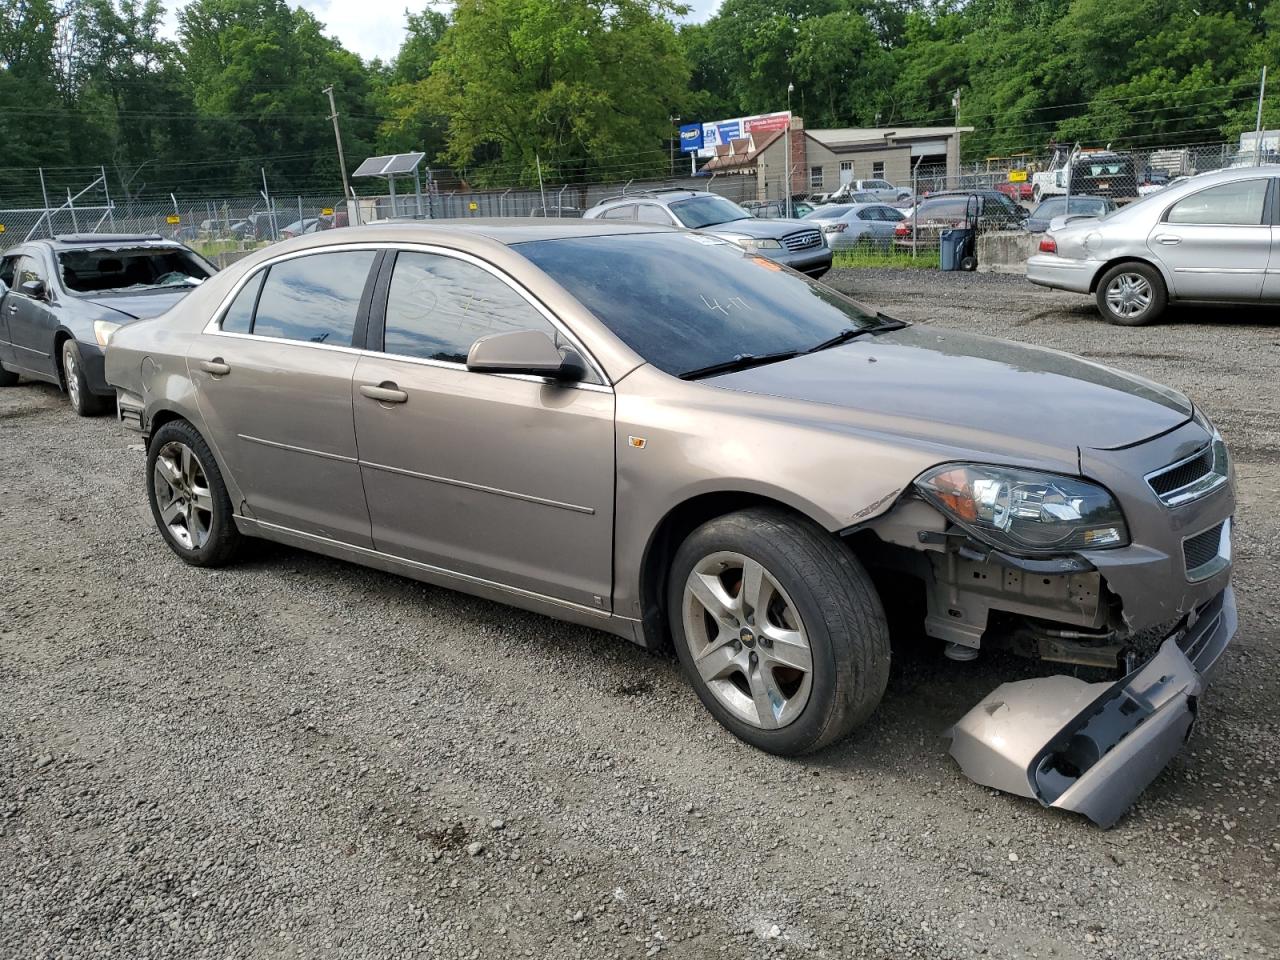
[351,152,427,177]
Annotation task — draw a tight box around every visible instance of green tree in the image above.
[399,0,691,184]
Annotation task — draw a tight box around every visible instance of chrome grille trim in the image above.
[781,229,823,252]
[1145,435,1230,507]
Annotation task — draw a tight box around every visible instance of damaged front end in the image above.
[855,420,1236,827]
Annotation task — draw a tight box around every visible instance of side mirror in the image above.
[19,279,46,300]
[466,329,586,382]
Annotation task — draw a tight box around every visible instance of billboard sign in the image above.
[678,123,705,153]
[695,111,791,157]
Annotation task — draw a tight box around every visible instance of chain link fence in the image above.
[1,139,1264,273]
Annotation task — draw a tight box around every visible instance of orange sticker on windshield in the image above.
[749,256,782,271]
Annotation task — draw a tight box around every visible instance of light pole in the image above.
[670,115,680,178]
[785,81,795,217]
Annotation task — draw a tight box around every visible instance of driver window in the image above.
[1165,180,1267,225]
[382,251,597,381]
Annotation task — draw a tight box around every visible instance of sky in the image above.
[164,0,723,63]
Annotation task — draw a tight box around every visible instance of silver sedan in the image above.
[1027,165,1280,325]
[802,202,905,250]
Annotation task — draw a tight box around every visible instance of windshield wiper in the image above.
[806,315,909,354]
[678,350,799,381]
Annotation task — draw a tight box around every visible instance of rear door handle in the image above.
[1155,234,1182,245]
[198,358,231,376]
[359,382,408,404]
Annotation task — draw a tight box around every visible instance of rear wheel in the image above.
[61,340,108,416]
[146,420,243,566]
[1096,261,1167,326]
[668,507,891,756]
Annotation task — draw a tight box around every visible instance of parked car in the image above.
[584,189,830,276]
[995,179,1034,202]
[1021,195,1116,233]
[1028,165,1280,325]
[802,202,905,249]
[924,189,1029,224]
[0,234,215,415]
[280,218,321,239]
[228,212,276,241]
[741,199,816,219]
[824,179,913,203]
[106,220,1235,827]
[893,194,1020,250]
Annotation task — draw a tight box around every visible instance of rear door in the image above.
[1148,177,1271,301]
[1264,178,1280,302]
[188,247,380,546]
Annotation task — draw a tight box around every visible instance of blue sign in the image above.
[716,120,742,144]
[679,123,704,153]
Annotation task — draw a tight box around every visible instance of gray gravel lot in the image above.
[2,269,1277,960]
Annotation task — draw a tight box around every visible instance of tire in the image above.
[146,419,243,567]
[960,255,978,272]
[61,339,108,416]
[667,507,891,756]
[0,363,17,387]
[1095,261,1167,326]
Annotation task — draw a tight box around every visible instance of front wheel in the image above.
[147,420,243,566]
[61,340,108,416]
[1096,262,1167,326]
[668,507,891,756]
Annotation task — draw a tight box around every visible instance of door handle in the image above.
[1155,234,1182,245]
[359,382,408,404]
[198,358,231,376]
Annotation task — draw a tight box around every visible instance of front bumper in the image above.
[949,586,1235,828]
[76,341,114,397]
[1026,253,1098,294]
[770,247,833,276]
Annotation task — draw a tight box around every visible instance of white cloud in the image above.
[164,0,722,64]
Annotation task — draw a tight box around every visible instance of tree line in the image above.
[1,0,1276,202]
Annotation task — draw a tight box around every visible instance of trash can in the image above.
[939,228,967,271]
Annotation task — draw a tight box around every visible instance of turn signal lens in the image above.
[1039,235,1058,254]
[93,320,122,347]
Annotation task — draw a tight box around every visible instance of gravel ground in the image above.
[2,270,1277,960]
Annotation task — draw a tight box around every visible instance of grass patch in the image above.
[832,248,939,270]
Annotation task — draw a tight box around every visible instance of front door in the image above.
[5,254,59,378]
[1149,176,1272,301]
[189,248,380,546]
[351,249,615,610]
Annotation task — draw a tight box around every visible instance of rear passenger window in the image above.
[382,252,558,364]
[220,272,263,334]
[252,251,376,346]
[1165,179,1268,225]
[600,205,636,220]
[635,205,672,225]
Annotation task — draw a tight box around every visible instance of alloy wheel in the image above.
[65,349,81,410]
[681,551,814,729]
[152,441,214,549]
[1104,273,1152,319]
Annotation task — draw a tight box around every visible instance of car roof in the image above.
[280,218,679,249]
[590,189,708,209]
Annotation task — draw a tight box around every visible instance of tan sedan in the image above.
[106,220,1236,826]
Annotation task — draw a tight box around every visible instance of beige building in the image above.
[702,117,974,201]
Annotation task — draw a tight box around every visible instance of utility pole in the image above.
[952,88,962,185]
[323,85,355,213]
[669,116,679,178]
[785,81,795,217]
[1255,66,1268,166]
[536,154,547,214]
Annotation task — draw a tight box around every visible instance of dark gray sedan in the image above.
[0,235,214,415]
[1022,195,1116,233]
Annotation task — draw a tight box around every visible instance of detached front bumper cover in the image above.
[948,587,1235,828]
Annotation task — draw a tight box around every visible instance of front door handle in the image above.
[359,382,408,404]
[1155,234,1182,245]
[198,358,231,376]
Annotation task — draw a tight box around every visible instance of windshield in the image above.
[59,247,211,295]
[1033,197,1109,218]
[668,195,752,229]
[516,233,879,377]
[805,204,850,219]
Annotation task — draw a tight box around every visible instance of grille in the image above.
[1183,521,1225,576]
[1149,447,1214,497]
[781,229,823,251]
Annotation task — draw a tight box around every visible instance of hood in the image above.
[81,289,192,322]
[708,325,1192,453]
[707,218,817,240]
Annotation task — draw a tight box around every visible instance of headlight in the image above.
[730,237,782,251]
[915,463,1129,555]
[93,320,122,347]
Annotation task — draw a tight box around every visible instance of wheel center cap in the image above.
[739,626,756,648]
